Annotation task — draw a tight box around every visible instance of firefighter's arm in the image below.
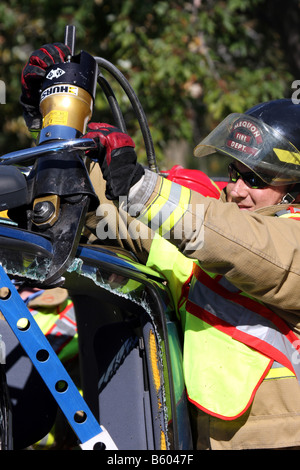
[83,123,300,312]
[129,169,300,313]
[84,159,154,265]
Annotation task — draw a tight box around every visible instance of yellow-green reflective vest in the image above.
[186,264,300,419]
[31,299,78,364]
[146,230,300,421]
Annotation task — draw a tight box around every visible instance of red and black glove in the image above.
[84,123,145,200]
[20,43,71,130]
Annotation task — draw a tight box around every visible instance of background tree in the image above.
[0,0,298,177]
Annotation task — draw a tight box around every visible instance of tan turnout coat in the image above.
[87,163,300,449]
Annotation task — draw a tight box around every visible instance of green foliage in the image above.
[0,0,296,175]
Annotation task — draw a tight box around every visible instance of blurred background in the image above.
[0,0,299,178]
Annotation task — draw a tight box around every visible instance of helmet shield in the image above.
[194,113,300,186]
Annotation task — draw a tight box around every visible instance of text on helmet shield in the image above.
[233,120,263,144]
[226,139,259,155]
[225,118,264,157]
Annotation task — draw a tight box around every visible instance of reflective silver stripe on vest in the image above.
[51,306,76,337]
[188,278,300,383]
[48,305,77,353]
[137,179,190,236]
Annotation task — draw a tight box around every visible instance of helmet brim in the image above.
[194,113,300,186]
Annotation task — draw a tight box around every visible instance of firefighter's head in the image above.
[194,99,300,210]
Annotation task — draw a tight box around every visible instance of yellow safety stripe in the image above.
[274,148,300,165]
[137,178,191,237]
[141,177,173,222]
[265,365,295,380]
[276,212,300,219]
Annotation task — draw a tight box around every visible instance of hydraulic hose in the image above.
[97,72,127,133]
[95,57,159,173]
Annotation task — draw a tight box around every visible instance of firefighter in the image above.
[83,103,300,450]
[21,45,300,450]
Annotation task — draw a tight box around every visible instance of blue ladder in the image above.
[0,264,117,450]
